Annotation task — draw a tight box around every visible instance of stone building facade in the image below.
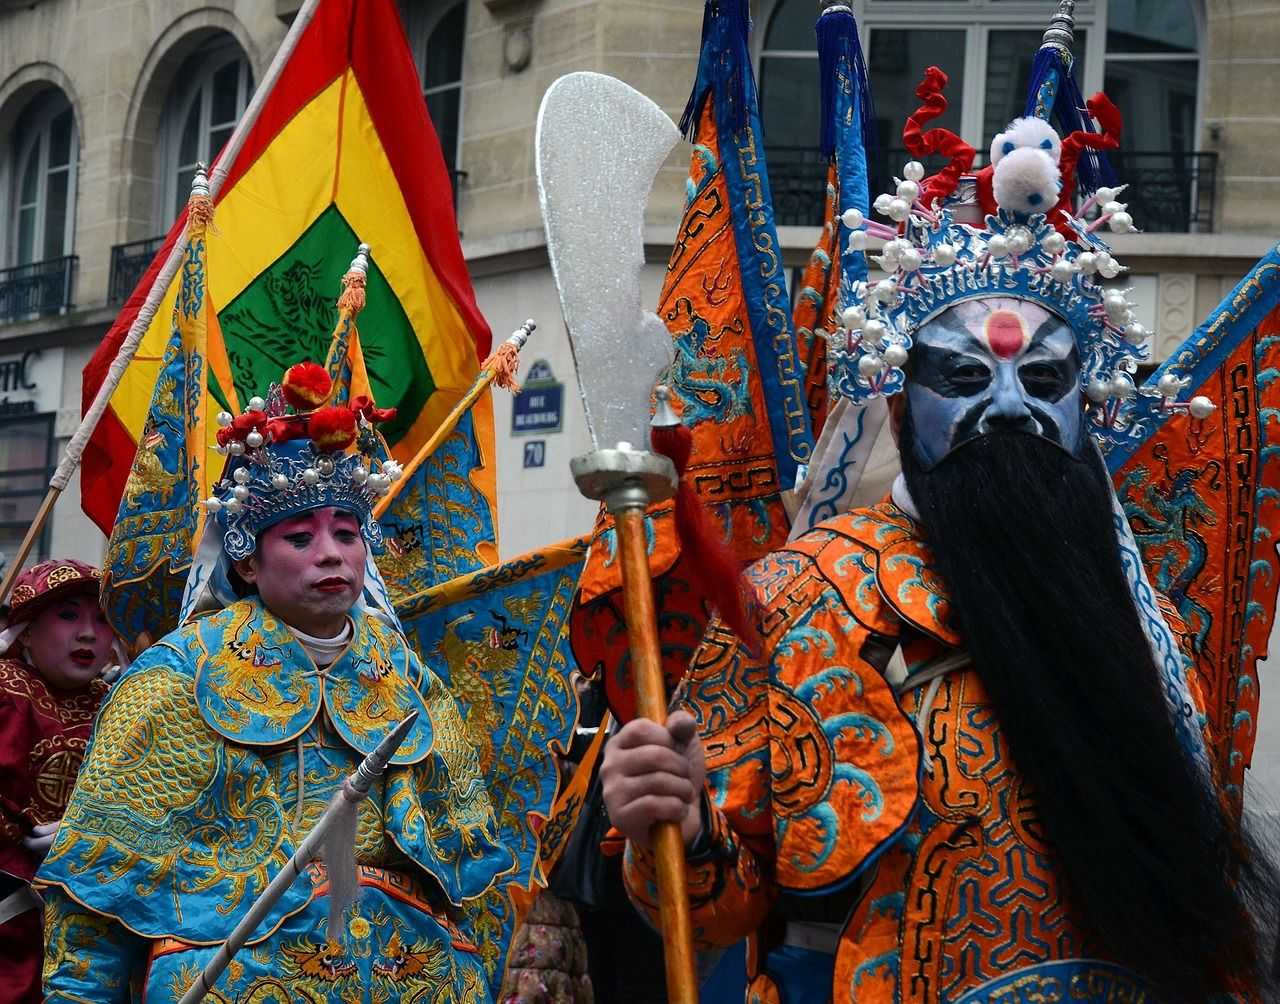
[2,0,1280,777]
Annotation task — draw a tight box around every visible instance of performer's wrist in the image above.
[683,792,713,858]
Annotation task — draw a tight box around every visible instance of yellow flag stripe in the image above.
[110,70,480,445]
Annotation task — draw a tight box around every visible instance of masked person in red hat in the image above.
[0,559,116,1004]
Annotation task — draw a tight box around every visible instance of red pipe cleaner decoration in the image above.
[650,421,762,655]
[349,394,398,424]
[1051,93,1123,236]
[264,414,311,444]
[903,67,977,209]
[215,410,268,446]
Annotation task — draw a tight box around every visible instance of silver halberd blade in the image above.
[536,72,679,453]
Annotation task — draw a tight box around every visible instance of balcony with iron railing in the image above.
[769,146,1220,235]
[0,256,77,324]
[106,171,470,303]
[108,235,167,305]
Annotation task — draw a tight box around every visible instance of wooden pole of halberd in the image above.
[614,504,699,1004]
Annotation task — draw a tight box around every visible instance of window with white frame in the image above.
[757,0,1205,230]
[7,90,77,267]
[158,38,252,225]
[404,1,467,174]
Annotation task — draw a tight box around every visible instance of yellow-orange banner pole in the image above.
[372,319,534,520]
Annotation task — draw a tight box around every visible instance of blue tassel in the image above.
[678,0,754,141]
[816,6,876,161]
[1022,46,1117,193]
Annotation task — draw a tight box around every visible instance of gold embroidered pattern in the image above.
[66,665,218,829]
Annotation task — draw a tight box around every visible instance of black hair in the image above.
[900,418,1280,1001]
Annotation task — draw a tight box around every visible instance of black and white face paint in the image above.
[904,297,1083,469]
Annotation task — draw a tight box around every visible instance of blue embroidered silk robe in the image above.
[36,597,514,1003]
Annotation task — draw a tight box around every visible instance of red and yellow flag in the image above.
[81,0,495,554]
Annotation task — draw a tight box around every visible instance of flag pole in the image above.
[371,319,535,520]
[0,0,323,604]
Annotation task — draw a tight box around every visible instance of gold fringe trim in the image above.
[336,272,367,315]
[481,340,521,393]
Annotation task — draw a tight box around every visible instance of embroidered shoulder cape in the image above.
[625,501,1202,1003]
[35,597,514,945]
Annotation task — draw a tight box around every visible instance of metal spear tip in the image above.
[1041,0,1076,50]
[349,710,419,796]
[651,385,679,429]
[509,318,537,348]
[348,242,371,275]
[190,163,210,198]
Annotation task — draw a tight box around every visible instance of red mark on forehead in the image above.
[984,310,1027,359]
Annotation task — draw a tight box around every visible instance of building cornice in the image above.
[465,224,1278,277]
[0,306,116,354]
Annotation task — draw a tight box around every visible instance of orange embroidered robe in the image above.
[623,502,1176,1003]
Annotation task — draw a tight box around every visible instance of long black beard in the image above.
[900,420,1279,1001]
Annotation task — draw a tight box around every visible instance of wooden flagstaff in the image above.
[0,0,324,605]
[372,319,535,521]
[614,503,699,1002]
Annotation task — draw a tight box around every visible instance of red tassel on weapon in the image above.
[649,391,761,656]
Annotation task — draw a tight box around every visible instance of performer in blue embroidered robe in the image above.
[37,365,514,1003]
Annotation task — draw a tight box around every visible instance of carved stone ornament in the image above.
[483,0,540,15]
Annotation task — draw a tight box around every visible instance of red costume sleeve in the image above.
[0,691,37,882]
[621,622,776,948]
[622,519,923,947]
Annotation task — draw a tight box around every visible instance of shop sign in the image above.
[0,349,61,418]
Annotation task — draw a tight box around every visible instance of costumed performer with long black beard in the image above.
[600,71,1280,1003]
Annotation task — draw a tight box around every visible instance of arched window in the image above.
[158,38,252,224]
[406,1,467,173]
[756,0,1205,231]
[8,90,77,266]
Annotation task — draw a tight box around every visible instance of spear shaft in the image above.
[177,711,418,1004]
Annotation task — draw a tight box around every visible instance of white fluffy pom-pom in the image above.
[989,116,1063,166]
[992,147,1061,216]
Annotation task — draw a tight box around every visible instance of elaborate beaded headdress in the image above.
[825,42,1215,444]
[202,361,402,561]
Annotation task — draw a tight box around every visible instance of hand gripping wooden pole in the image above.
[615,504,699,1003]
[572,443,698,1004]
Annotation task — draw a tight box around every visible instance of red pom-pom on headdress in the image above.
[308,406,358,452]
[282,362,332,411]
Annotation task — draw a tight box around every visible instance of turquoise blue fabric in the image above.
[36,598,513,1002]
[144,880,490,1003]
[396,539,585,992]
